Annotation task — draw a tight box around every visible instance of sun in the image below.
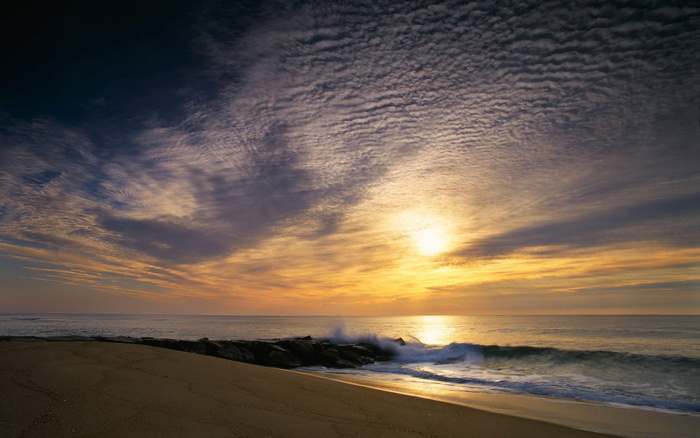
[413,226,449,256]
[392,210,453,257]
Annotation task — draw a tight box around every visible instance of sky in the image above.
[1,0,699,315]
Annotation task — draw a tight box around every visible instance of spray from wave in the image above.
[317,325,700,412]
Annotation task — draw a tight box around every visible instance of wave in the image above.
[324,328,700,412]
[392,341,700,369]
[331,326,700,370]
[362,364,700,412]
[329,321,700,365]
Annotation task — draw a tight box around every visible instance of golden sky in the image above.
[1,0,698,314]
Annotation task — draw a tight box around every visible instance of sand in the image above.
[316,373,700,438]
[0,340,623,437]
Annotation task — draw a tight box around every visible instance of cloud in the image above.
[0,119,102,250]
[1,0,698,312]
[99,216,230,263]
[453,193,700,260]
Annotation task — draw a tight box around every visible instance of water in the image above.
[2,314,698,414]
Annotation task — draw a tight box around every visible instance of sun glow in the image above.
[410,315,460,345]
[413,226,449,256]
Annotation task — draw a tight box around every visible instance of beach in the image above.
[0,340,623,438]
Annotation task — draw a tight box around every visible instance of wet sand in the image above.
[315,373,700,438]
[0,340,623,437]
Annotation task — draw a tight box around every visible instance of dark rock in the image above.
[139,338,206,355]
[137,338,171,348]
[334,359,362,368]
[237,341,276,363]
[278,339,319,365]
[109,336,140,343]
[217,341,302,368]
[339,346,375,365]
[178,340,207,354]
[357,342,382,353]
[393,337,406,346]
[265,348,303,368]
[201,340,222,356]
[0,336,46,342]
[205,341,255,363]
[316,346,371,368]
[5,334,394,370]
[319,347,340,360]
[44,336,97,342]
[222,344,255,363]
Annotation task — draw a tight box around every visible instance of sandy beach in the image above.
[316,373,700,438]
[0,340,625,437]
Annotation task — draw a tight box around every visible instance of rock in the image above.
[357,342,382,353]
[319,346,340,360]
[339,346,375,365]
[265,348,303,368]
[201,340,222,356]
[101,336,140,343]
[44,336,97,342]
[7,335,395,370]
[139,338,207,355]
[139,338,174,349]
[205,341,255,363]
[277,339,323,365]
[236,341,275,363]
[0,336,46,342]
[175,340,207,354]
[315,346,373,368]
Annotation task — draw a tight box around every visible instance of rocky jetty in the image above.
[134,336,395,368]
[0,335,399,369]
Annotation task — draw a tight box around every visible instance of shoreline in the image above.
[307,372,700,438]
[1,340,623,437]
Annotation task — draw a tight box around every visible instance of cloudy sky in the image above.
[1,0,698,315]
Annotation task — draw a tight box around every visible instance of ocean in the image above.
[2,314,698,416]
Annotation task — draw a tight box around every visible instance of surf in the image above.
[320,327,700,412]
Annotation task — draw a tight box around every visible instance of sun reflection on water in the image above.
[406,315,463,346]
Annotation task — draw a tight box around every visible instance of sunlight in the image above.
[409,315,460,345]
[413,226,449,256]
[391,210,454,258]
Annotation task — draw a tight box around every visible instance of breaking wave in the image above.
[324,328,700,412]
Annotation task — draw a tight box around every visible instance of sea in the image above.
[2,314,699,417]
